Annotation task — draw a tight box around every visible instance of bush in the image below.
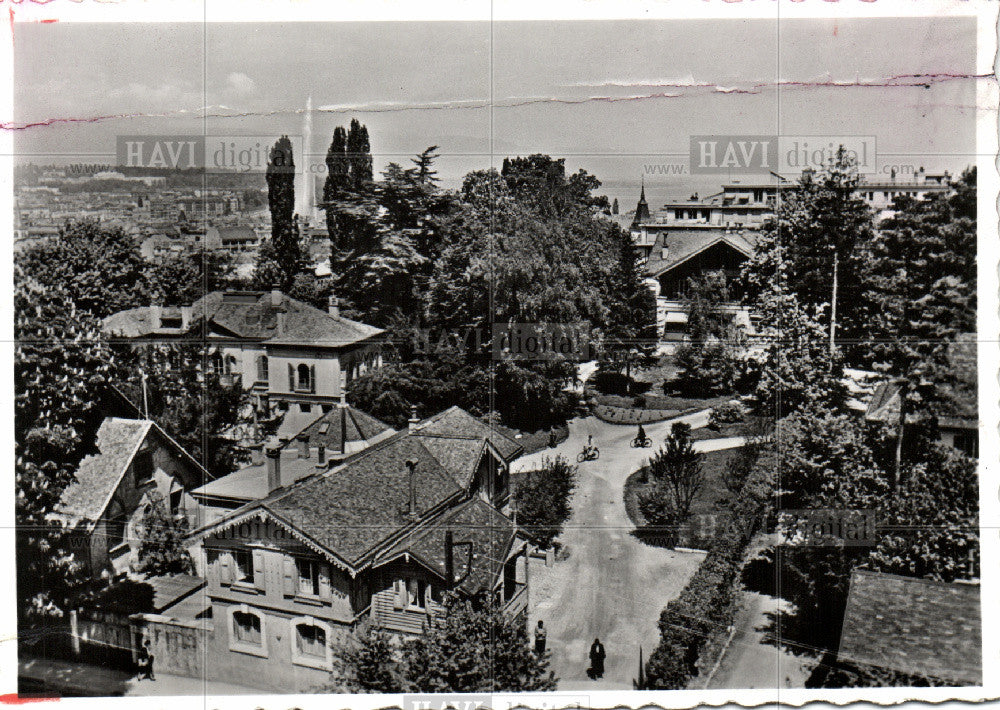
[709,402,745,429]
[591,370,632,396]
[513,456,577,549]
[643,445,775,689]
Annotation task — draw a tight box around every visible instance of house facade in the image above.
[54,417,213,578]
[628,168,952,340]
[102,290,385,419]
[184,406,530,692]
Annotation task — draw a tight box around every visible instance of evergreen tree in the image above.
[256,136,306,290]
[612,197,619,214]
[742,149,874,352]
[638,422,705,526]
[858,168,977,484]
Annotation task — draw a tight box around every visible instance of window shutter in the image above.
[288,363,295,390]
[282,556,296,597]
[219,552,233,585]
[393,579,405,610]
[310,365,317,394]
[252,549,266,591]
[318,563,331,600]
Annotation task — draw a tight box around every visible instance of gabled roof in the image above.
[57,417,211,527]
[837,569,981,685]
[374,498,519,595]
[643,229,756,279]
[291,404,395,455]
[412,406,523,463]
[103,290,383,348]
[190,406,522,572]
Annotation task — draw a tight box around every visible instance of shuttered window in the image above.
[233,611,262,645]
[295,624,326,658]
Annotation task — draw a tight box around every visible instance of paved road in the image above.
[519,413,746,691]
[704,591,819,689]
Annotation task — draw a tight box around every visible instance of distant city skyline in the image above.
[13,17,979,202]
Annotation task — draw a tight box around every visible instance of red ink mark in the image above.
[38,18,57,23]
[0,694,58,705]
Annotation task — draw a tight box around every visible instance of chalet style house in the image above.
[185,406,530,692]
[102,290,384,419]
[53,417,212,578]
[628,169,952,339]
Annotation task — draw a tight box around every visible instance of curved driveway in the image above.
[515,413,745,690]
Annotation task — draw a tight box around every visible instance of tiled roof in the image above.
[643,229,756,279]
[57,418,152,523]
[263,435,463,564]
[190,451,320,503]
[837,569,981,684]
[103,291,382,348]
[413,406,523,463]
[193,406,520,570]
[291,405,395,455]
[193,406,395,503]
[415,437,485,489]
[376,498,518,594]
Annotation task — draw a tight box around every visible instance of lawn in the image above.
[623,447,740,550]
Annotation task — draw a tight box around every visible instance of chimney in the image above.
[408,406,420,431]
[270,289,282,308]
[297,434,310,459]
[266,444,282,492]
[276,311,286,335]
[405,458,419,519]
[327,295,339,318]
[180,305,193,330]
[250,444,264,467]
[150,305,162,329]
[316,444,326,468]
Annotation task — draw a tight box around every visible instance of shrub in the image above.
[643,445,775,689]
[708,402,745,429]
[591,370,632,396]
[513,455,577,549]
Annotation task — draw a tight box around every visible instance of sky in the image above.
[11,17,980,206]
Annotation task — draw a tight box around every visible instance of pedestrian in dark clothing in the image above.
[137,642,155,680]
[589,638,605,679]
[534,620,547,655]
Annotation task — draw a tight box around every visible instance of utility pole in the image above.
[829,250,838,363]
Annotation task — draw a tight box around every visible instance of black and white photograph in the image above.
[4,1,997,706]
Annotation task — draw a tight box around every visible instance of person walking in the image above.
[136,641,155,681]
[588,638,605,680]
[534,620,547,655]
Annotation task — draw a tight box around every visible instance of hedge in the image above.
[642,446,776,689]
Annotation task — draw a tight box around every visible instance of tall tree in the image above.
[858,167,977,484]
[742,149,874,352]
[256,135,306,290]
[673,271,747,397]
[15,268,115,623]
